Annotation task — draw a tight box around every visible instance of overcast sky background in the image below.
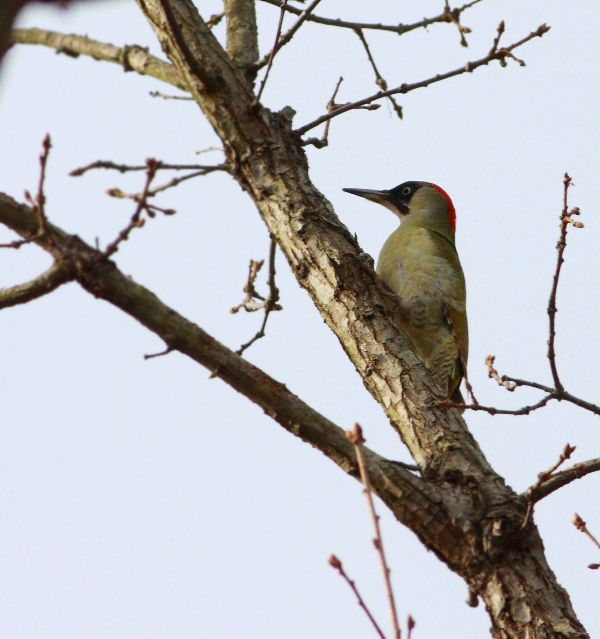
[1,1,599,637]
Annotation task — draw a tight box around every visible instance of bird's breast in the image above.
[376,227,464,307]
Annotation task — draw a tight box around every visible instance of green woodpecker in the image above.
[344,181,468,403]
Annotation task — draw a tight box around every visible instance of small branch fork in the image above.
[520,443,580,525]
[447,174,599,419]
[301,76,348,149]
[103,159,170,257]
[523,453,600,504]
[295,22,550,137]
[232,237,282,355]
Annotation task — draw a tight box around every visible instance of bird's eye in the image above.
[401,186,412,196]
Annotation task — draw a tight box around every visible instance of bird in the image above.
[343,181,468,403]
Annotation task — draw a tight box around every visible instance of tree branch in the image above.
[258,0,483,37]
[294,22,550,136]
[10,28,186,90]
[0,190,457,553]
[224,0,259,71]
[0,260,73,309]
[525,457,600,503]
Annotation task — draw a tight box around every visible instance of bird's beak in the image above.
[343,187,403,217]
[343,188,391,205]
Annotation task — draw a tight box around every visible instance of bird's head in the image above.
[344,181,456,240]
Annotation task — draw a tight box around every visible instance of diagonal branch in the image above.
[0,190,457,553]
[11,28,186,90]
[295,22,550,136]
[0,261,73,309]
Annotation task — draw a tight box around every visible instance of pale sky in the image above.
[1,1,600,637]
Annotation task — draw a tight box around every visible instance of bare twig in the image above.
[443,174,600,420]
[442,394,553,417]
[31,133,51,234]
[328,555,386,639]
[454,355,600,417]
[443,0,473,47]
[521,443,576,526]
[104,159,160,257]
[144,168,224,198]
[254,0,323,72]
[486,354,516,391]
[233,237,282,355]
[0,232,43,249]
[255,0,288,102]
[0,261,73,309]
[348,424,401,639]
[231,258,266,313]
[573,513,600,563]
[2,134,53,250]
[353,28,403,120]
[70,159,225,177]
[536,443,577,485]
[258,0,483,37]
[523,457,600,504]
[301,76,345,149]
[547,174,582,391]
[295,23,550,136]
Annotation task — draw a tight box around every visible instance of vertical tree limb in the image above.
[224,0,259,75]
